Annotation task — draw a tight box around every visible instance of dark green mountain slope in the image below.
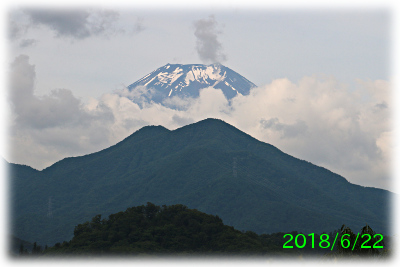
[9,118,392,246]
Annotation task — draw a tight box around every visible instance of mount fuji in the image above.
[127,63,257,104]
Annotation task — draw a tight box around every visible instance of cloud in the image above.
[116,86,156,104]
[228,77,391,189]
[132,17,145,34]
[10,55,86,129]
[8,55,115,168]
[260,118,308,138]
[7,57,392,190]
[22,8,120,39]
[19,38,37,48]
[104,77,391,190]
[193,15,227,63]
[8,19,28,40]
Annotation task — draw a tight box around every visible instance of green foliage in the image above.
[44,203,278,255]
[46,203,352,256]
[18,202,391,257]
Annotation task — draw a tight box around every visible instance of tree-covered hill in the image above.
[23,203,390,257]
[44,203,276,255]
[41,203,332,256]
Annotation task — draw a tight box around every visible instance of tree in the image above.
[18,244,24,255]
[358,224,381,255]
[32,242,42,255]
[335,224,382,256]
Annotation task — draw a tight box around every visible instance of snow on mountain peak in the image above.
[127,63,256,104]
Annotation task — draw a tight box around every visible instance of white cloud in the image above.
[101,76,391,190]
[6,56,392,191]
[226,76,391,189]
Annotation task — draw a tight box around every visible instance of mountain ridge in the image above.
[10,118,391,246]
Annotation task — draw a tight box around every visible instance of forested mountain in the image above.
[9,118,392,246]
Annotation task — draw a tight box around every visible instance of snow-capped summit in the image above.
[127,63,256,103]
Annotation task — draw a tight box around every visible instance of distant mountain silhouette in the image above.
[9,118,391,246]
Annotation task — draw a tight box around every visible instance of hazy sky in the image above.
[2,1,395,192]
[7,8,389,99]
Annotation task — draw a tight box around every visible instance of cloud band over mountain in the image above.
[7,55,392,191]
